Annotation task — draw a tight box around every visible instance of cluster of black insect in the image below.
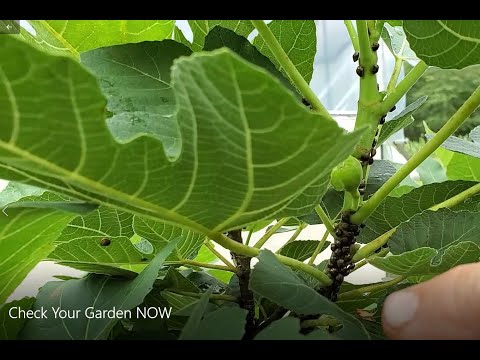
[319,212,360,302]
[353,42,380,78]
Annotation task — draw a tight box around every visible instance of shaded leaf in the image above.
[185,307,247,340]
[204,26,297,96]
[178,289,213,340]
[189,20,254,51]
[81,40,192,159]
[0,297,34,339]
[20,238,180,340]
[249,250,370,339]
[279,240,330,262]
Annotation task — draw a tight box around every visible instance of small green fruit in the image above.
[330,156,363,192]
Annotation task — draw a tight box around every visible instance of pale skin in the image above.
[382,263,480,339]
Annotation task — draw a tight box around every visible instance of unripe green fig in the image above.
[330,156,363,192]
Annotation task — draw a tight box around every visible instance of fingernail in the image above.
[383,291,418,328]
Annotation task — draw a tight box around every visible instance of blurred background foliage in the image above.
[404,63,480,140]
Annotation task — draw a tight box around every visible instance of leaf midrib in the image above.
[0,140,209,236]
[35,20,79,57]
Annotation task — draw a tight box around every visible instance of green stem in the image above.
[353,20,382,158]
[372,20,386,43]
[352,228,396,262]
[315,204,335,236]
[367,20,376,38]
[276,222,307,253]
[254,217,291,249]
[375,61,428,115]
[245,228,254,246]
[301,315,341,328]
[351,84,480,224]
[352,247,389,272]
[180,259,236,272]
[209,231,332,286]
[204,240,236,270]
[429,182,480,211]
[337,276,406,301]
[308,229,330,265]
[165,288,239,303]
[386,57,404,94]
[251,20,333,120]
[344,20,359,52]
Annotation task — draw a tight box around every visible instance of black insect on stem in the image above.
[371,65,379,74]
[356,65,365,77]
[379,115,386,125]
[301,97,312,108]
[352,52,360,62]
[390,105,397,112]
[227,229,256,339]
[100,238,111,246]
[371,42,380,51]
[320,212,360,302]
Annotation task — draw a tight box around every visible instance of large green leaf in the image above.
[81,40,192,159]
[0,297,34,339]
[203,26,297,96]
[20,238,180,340]
[26,20,174,56]
[370,209,480,276]
[0,36,362,235]
[254,317,329,340]
[254,20,317,83]
[370,243,480,277]
[188,20,254,51]
[404,20,480,69]
[357,181,480,243]
[279,240,330,262]
[0,208,76,304]
[249,250,370,339]
[388,208,480,254]
[377,96,427,146]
